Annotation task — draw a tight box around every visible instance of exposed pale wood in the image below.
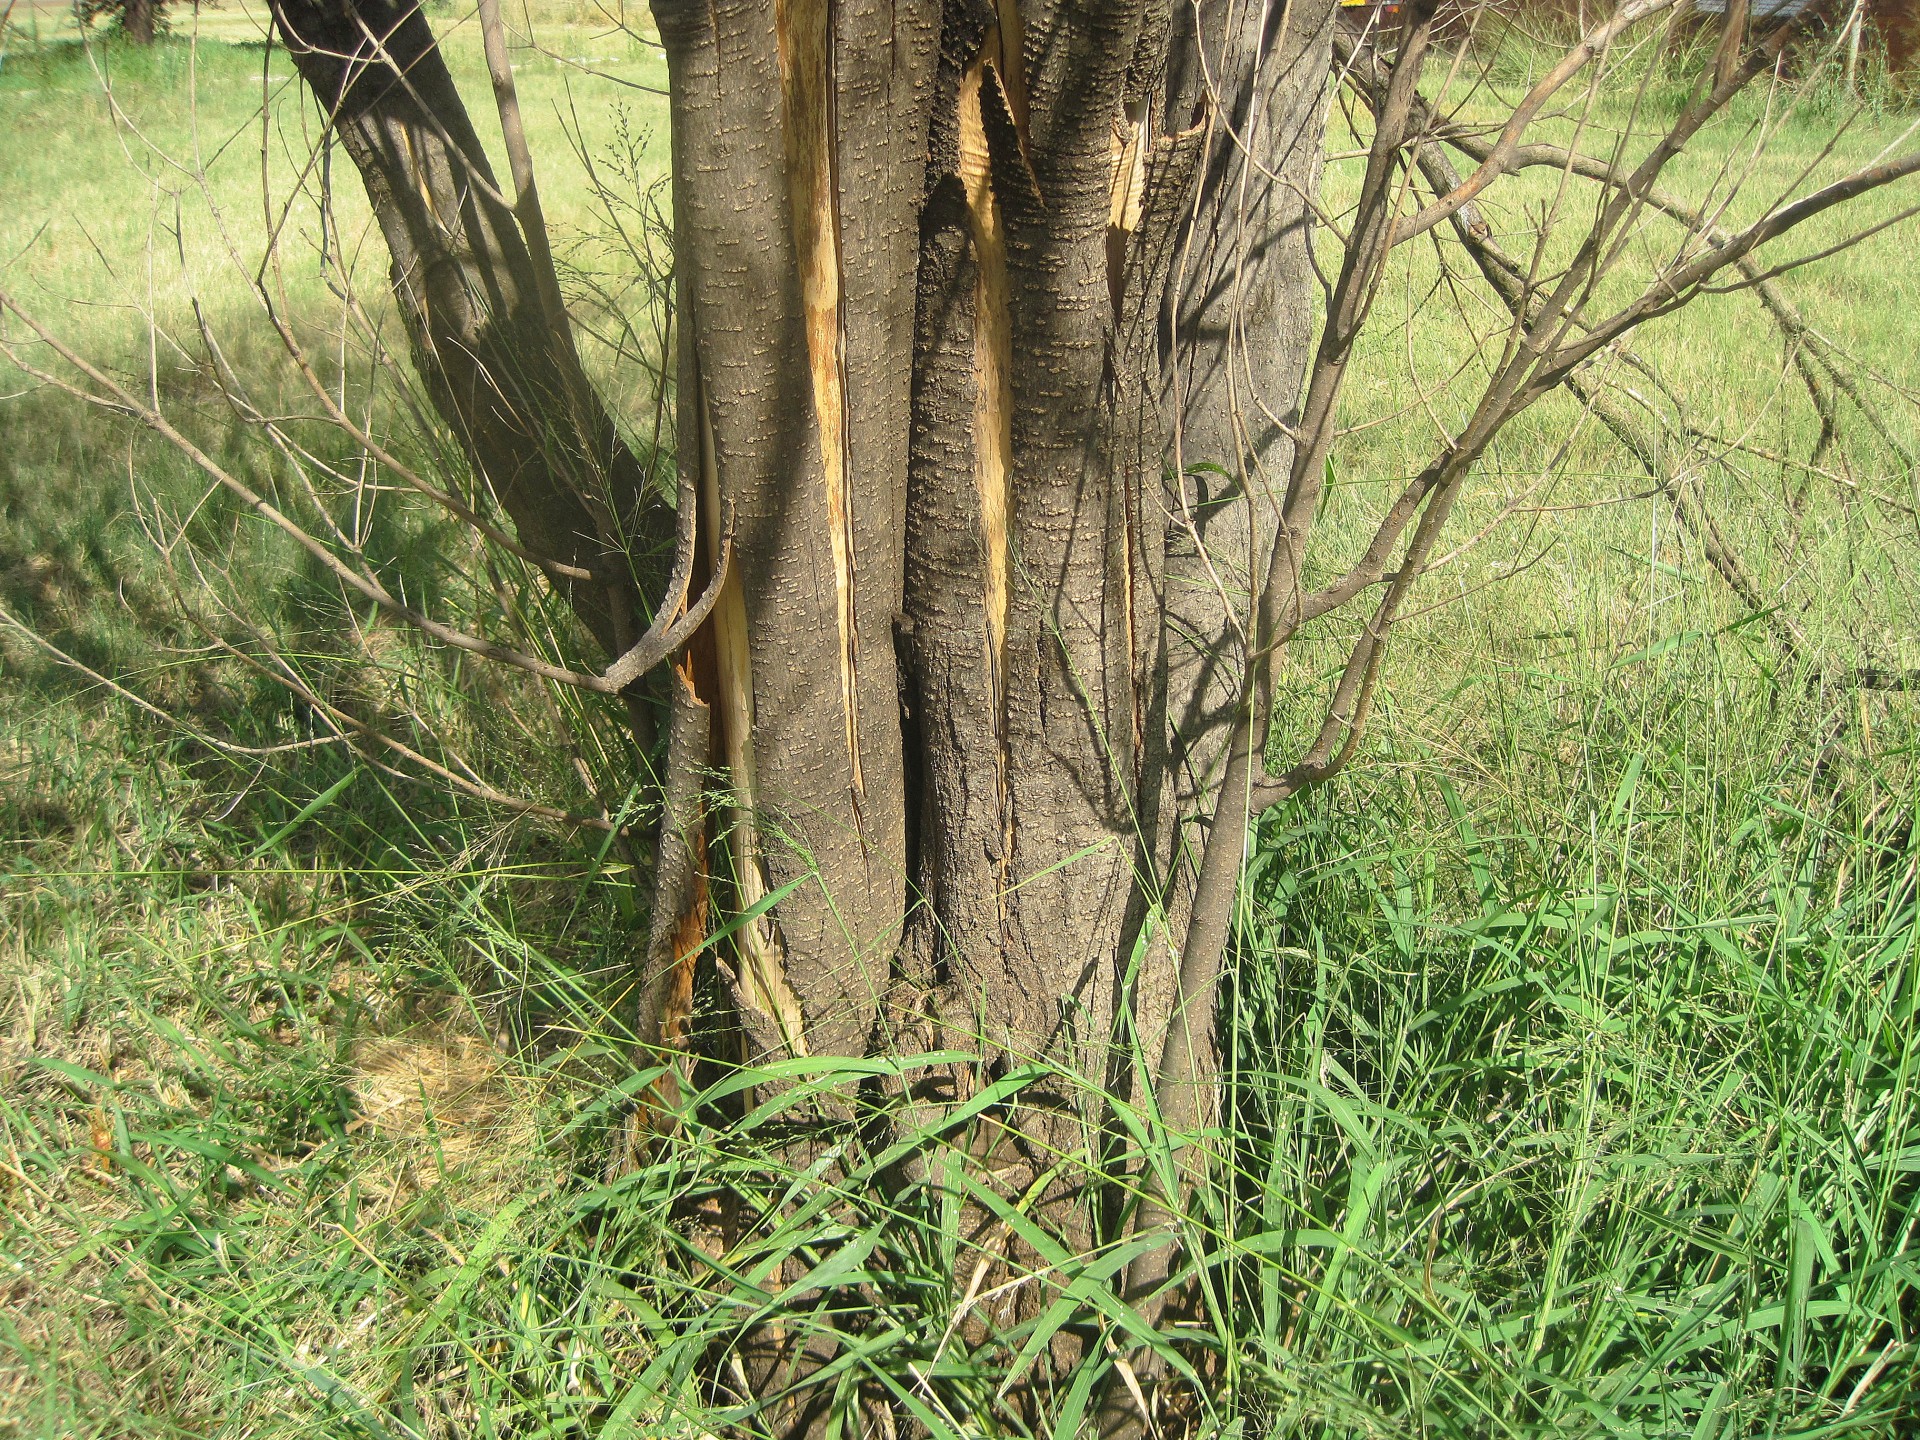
[776,0,865,790]
[957,55,1014,806]
[655,0,929,1063]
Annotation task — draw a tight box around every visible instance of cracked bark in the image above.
[654,0,1332,1420]
[276,0,1332,1426]
[655,0,926,1069]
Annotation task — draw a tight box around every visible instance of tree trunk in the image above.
[121,0,156,44]
[644,0,925,1072]
[650,0,1330,1052]
[275,0,1335,1422]
[1162,0,1332,842]
[651,0,1332,1422]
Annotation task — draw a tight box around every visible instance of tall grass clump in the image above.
[1214,651,1920,1433]
[7,623,1920,1437]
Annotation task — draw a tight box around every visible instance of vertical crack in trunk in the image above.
[1106,103,1149,315]
[697,363,810,1057]
[991,0,1028,125]
[634,661,713,1132]
[956,54,1015,854]
[659,0,924,1064]
[777,0,865,793]
[1107,99,1152,765]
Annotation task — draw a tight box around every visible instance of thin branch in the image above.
[0,601,344,759]
[253,298,598,582]
[196,598,622,831]
[1389,0,1680,247]
[0,290,711,697]
[1536,151,1920,385]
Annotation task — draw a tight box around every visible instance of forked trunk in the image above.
[650,0,1331,1129]
[273,0,1334,1422]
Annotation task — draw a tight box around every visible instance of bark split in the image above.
[273,0,1338,1424]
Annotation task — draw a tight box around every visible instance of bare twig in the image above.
[0,601,343,759]
[0,289,716,697]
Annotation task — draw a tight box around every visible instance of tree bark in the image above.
[1162,0,1334,837]
[650,0,1332,1424]
[274,0,1335,1425]
[649,0,929,1067]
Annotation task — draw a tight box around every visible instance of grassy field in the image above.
[4,6,1920,1437]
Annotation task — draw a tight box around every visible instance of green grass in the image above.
[4,8,1920,1438]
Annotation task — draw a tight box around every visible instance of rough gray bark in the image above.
[897,0,1163,1089]
[1162,0,1334,830]
[645,0,1334,1424]
[895,0,1336,1085]
[272,0,1330,1095]
[651,0,931,1065]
